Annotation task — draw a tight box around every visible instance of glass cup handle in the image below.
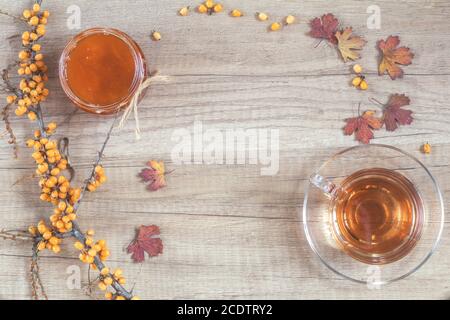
[310,173,337,198]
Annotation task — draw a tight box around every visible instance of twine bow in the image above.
[118,71,169,140]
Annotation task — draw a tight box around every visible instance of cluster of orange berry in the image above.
[99,268,125,290]
[351,64,368,90]
[179,3,296,32]
[74,229,110,266]
[196,1,223,15]
[87,165,107,192]
[102,268,139,300]
[29,220,62,253]
[14,2,135,300]
[6,3,50,119]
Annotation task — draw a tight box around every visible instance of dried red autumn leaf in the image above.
[139,160,166,191]
[309,13,339,44]
[378,36,414,80]
[344,110,383,144]
[383,94,413,131]
[127,225,163,263]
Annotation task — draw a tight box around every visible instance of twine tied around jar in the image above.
[118,70,170,139]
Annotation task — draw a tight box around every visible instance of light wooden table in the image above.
[0,0,449,300]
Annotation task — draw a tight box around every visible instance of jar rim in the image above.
[59,27,146,114]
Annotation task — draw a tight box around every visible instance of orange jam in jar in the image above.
[59,28,147,115]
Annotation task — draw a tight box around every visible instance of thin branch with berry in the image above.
[0,0,138,300]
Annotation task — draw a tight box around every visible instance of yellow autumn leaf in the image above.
[335,28,366,62]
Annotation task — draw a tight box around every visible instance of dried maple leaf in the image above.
[139,160,166,191]
[335,28,366,62]
[383,94,413,131]
[127,225,163,263]
[378,36,414,80]
[309,13,339,44]
[344,110,383,144]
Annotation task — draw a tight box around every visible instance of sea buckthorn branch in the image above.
[0,9,27,23]
[2,64,20,156]
[1,0,137,300]
[30,240,48,299]
[0,229,33,241]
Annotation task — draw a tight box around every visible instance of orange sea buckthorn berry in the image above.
[179,7,189,16]
[270,22,282,31]
[32,44,41,52]
[42,231,52,240]
[32,3,41,12]
[352,76,362,87]
[23,9,32,19]
[22,31,30,40]
[205,0,214,9]
[115,296,126,300]
[28,226,37,236]
[422,143,432,154]
[113,269,123,278]
[98,281,107,291]
[85,237,94,246]
[74,241,84,250]
[151,31,162,41]
[285,15,296,25]
[18,50,29,60]
[359,80,368,90]
[37,241,46,251]
[26,139,35,148]
[230,9,243,17]
[49,237,60,246]
[30,32,39,41]
[197,4,207,14]
[28,111,37,121]
[43,10,50,18]
[353,64,363,74]
[16,106,28,116]
[58,201,67,212]
[100,267,110,276]
[105,292,113,300]
[36,25,46,36]
[88,248,97,257]
[29,16,39,26]
[213,4,223,13]
[257,12,268,21]
[6,95,16,104]
[103,277,113,286]
[52,245,61,254]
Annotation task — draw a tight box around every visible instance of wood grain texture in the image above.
[0,0,449,299]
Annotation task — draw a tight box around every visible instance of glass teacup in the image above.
[302,144,444,285]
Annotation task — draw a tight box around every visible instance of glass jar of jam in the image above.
[59,28,147,115]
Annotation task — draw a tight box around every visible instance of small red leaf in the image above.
[309,13,339,44]
[378,36,414,80]
[383,94,413,131]
[139,160,167,191]
[344,111,382,144]
[127,225,163,263]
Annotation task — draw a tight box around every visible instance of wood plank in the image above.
[0,0,449,299]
